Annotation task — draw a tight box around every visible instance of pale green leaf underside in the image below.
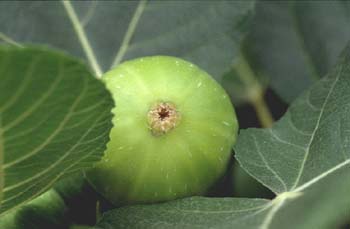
[0,46,113,215]
[95,165,350,229]
[235,45,350,194]
[95,197,271,229]
[0,1,254,83]
[245,1,350,102]
[115,1,254,83]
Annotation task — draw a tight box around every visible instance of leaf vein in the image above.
[253,135,287,193]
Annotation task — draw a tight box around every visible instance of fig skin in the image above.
[87,56,238,205]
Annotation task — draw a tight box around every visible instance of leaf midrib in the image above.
[291,61,343,190]
[110,0,148,68]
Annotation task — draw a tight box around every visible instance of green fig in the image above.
[87,56,238,204]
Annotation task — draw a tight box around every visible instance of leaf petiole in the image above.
[234,53,274,127]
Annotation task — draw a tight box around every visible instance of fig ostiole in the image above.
[87,56,238,205]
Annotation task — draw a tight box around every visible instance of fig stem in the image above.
[251,94,274,128]
[234,52,274,128]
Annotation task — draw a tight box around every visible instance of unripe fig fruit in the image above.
[87,56,238,205]
[0,189,68,229]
